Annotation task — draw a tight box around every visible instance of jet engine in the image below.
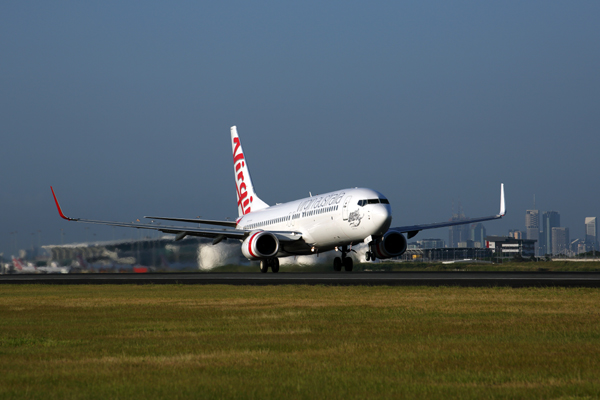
[241,231,280,260]
[371,231,407,259]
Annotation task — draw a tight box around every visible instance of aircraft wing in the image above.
[51,187,302,243]
[143,216,238,228]
[389,184,506,239]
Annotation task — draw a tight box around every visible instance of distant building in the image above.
[541,211,560,255]
[449,212,470,248]
[577,241,592,255]
[416,238,445,249]
[470,223,486,248]
[525,210,540,256]
[552,227,570,256]
[406,242,420,250]
[585,217,598,251]
[509,230,524,240]
[486,236,537,259]
[570,238,584,255]
[401,247,492,262]
[42,236,238,271]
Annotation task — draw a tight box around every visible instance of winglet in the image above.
[499,183,506,217]
[50,186,76,221]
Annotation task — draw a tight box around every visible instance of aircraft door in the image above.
[342,196,352,220]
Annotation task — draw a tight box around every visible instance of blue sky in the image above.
[1,1,599,257]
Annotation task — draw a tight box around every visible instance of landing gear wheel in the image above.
[343,257,353,272]
[366,251,375,262]
[271,258,280,273]
[333,257,342,271]
[260,260,268,273]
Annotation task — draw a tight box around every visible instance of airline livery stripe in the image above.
[247,232,260,258]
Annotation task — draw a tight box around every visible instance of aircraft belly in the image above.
[303,218,346,248]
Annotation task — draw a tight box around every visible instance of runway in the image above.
[2,271,600,287]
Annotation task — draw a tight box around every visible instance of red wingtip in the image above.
[50,186,72,221]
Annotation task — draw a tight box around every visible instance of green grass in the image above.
[208,260,600,273]
[1,285,600,399]
[355,260,600,272]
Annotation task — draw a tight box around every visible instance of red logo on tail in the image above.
[233,137,252,215]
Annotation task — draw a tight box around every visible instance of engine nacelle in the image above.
[241,231,280,260]
[371,231,407,259]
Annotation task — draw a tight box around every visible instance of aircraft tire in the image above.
[343,257,353,272]
[333,257,342,271]
[271,258,280,273]
[260,260,268,273]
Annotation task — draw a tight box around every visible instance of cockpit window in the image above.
[358,198,389,206]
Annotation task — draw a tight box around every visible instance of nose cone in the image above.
[372,204,392,235]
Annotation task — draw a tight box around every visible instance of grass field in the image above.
[1,285,600,399]
[209,260,600,273]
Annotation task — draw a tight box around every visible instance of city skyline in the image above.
[407,207,596,257]
[4,197,597,260]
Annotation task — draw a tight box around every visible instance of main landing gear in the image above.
[260,257,279,273]
[365,250,375,262]
[333,246,353,272]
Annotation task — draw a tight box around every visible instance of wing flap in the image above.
[144,216,238,228]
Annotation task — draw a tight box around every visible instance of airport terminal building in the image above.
[485,236,536,259]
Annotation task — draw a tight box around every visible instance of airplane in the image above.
[51,126,506,273]
[11,256,37,273]
[12,256,70,274]
[38,261,70,274]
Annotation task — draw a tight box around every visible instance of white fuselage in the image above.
[236,187,392,256]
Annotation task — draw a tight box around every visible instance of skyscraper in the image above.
[552,227,569,256]
[471,223,486,248]
[525,210,539,256]
[449,209,470,248]
[585,217,598,251]
[542,211,560,255]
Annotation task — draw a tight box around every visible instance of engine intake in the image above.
[241,231,280,260]
[371,231,407,259]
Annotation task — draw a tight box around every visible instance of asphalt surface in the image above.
[2,271,600,287]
